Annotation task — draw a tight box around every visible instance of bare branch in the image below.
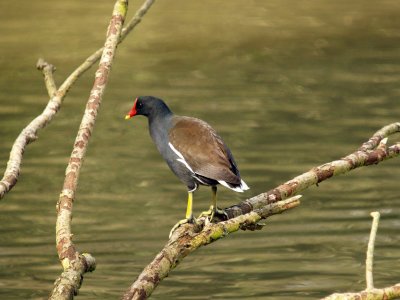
[57,0,155,97]
[49,1,128,298]
[366,212,380,290]
[225,122,400,218]
[120,0,156,41]
[322,212,400,300]
[0,0,156,200]
[0,92,61,199]
[358,123,400,151]
[36,58,57,97]
[322,284,400,300]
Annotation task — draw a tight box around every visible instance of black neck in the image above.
[148,110,173,145]
[148,106,173,124]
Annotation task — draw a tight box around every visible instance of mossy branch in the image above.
[122,196,301,300]
[122,122,400,300]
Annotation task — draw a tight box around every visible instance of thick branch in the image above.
[49,1,128,299]
[0,0,156,200]
[123,122,400,299]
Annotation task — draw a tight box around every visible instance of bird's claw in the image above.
[169,217,196,238]
[198,208,214,220]
[213,207,228,221]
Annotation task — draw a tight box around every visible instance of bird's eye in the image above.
[136,101,143,109]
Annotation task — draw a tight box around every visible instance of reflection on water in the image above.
[0,0,400,299]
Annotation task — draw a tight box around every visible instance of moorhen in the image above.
[125,96,249,236]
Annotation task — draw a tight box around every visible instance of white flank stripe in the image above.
[169,143,250,192]
[193,175,207,185]
[168,142,195,173]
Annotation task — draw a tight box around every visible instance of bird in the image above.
[125,96,249,236]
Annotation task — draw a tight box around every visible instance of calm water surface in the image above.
[0,1,399,299]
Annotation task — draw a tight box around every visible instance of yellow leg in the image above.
[210,186,227,218]
[169,191,195,238]
[198,186,227,221]
[185,191,193,219]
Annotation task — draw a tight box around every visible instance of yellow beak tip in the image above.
[125,115,131,120]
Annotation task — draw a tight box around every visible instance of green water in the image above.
[0,1,399,299]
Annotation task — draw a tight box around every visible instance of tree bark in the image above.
[322,285,400,300]
[49,1,128,299]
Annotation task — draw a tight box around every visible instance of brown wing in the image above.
[168,116,240,185]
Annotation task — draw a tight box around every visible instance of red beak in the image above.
[125,98,138,119]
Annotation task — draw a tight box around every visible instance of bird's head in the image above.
[125,96,171,120]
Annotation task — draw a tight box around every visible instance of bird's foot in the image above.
[198,207,214,220]
[198,206,228,222]
[169,216,197,238]
[213,207,229,222]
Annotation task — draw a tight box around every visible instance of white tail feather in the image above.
[240,179,250,190]
[218,180,250,192]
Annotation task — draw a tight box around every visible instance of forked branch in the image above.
[0,0,156,201]
[322,212,400,300]
[225,122,400,218]
[123,122,400,300]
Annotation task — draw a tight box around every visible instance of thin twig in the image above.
[366,211,381,291]
[57,0,156,101]
[0,0,156,200]
[36,58,57,97]
[49,1,128,299]
[120,0,155,41]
